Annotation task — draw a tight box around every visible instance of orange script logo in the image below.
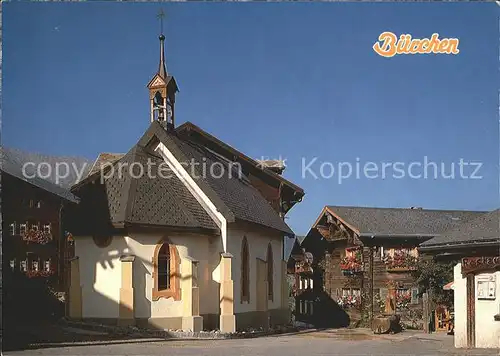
[373,32,460,58]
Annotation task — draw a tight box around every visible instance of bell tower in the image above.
[147,9,179,131]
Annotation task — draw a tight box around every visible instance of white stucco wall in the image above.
[75,236,128,319]
[453,263,467,348]
[454,263,500,349]
[75,233,224,320]
[474,271,500,348]
[227,224,284,314]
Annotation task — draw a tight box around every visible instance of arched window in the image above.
[157,244,171,290]
[152,240,180,301]
[267,243,274,301]
[241,237,250,303]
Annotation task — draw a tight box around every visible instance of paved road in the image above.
[5,329,499,356]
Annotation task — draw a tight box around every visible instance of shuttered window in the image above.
[411,287,419,304]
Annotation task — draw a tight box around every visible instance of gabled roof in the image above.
[284,235,306,261]
[420,209,500,248]
[73,121,294,235]
[322,205,485,237]
[87,153,124,177]
[1,147,91,202]
[79,145,217,230]
[176,122,304,197]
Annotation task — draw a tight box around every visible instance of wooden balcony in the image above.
[386,266,416,272]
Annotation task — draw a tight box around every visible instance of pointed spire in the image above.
[157,9,167,79]
[158,34,167,79]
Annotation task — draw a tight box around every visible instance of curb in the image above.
[59,319,304,341]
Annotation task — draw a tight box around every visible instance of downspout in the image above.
[58,201,64,290]
[370,235,375,324]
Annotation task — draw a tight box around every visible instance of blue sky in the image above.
[3,2,499,235]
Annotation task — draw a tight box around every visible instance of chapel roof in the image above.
[73,121,295,235]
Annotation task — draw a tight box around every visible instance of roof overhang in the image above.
[419,239,500,251]
[359,233,437,242]
[443,281,454,290]
[176,122,305,197]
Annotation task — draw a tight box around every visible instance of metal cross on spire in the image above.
[157,8,166,35]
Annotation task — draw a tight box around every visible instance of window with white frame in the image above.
[20,260,27,272]
[44,259,51,272]
[31,223,39,231]
[32,260,39,272]
[10,259,16,270]
[342,288,361,297]
[9,222,16,236]
[43,223,51,234]
[20,223,27,235]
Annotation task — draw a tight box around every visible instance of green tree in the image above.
[410,257,454,307]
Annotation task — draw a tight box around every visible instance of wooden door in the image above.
[466,274,475,348]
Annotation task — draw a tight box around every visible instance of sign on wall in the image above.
[477,274,496,300]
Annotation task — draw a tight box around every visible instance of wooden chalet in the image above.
[297,205,484,328]
[1,147,90,291]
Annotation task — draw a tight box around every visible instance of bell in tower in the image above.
[147,10,179,131]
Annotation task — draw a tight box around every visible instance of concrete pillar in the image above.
[256,258,270,330]
[181,256,203,332]
[118,255,135,326]
[68,257,82,319]
[219,253,235,333]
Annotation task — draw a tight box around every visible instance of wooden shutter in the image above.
[411,287,419,304]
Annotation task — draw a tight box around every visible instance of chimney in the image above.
[256,160,286,175]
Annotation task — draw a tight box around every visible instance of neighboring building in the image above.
[420,209,500,348]
[65,30,304,333]
[299,205,484,328]
[1,147,90,290]
[287,237,318,325]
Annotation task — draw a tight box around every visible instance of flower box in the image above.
[383,250,417,272]
[22,230,53,245]
[25,270,55,278]
[340,253,363,274]
[337,294,362,310]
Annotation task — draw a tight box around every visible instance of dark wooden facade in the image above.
[293,207,472,329]
[312,226,422,327]
[2,172,74,291]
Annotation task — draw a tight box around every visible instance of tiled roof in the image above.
[176,122,303,195]
[1,147,91,202]
[149,122,294,235]
[420,209,500,247]
[326,206,485,236]
[284,235,306,261]
[73,121,294,235]
[97,145,217,230]
[87,153,124,177]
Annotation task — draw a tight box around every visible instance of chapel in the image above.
[66,25,304,332]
